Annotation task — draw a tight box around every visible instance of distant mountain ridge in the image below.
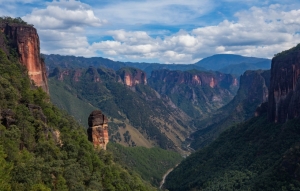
[195,54,271,70]
[44,54,205,77]
[44,54,271,78]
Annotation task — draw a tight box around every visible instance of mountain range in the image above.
[44,53,271,77]
[1,17,299,191]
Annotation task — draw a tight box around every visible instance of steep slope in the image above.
[48,66,193,154]
[48,78,98,127]
[107,143,183,186]
[0,20,155,190]
[165,115,300,191]
[190,70,270,149]
[165,44,300,191]
[195,54,270,71]
[148,69,238,119]
[0,19,48,93]
[268,44,300,123]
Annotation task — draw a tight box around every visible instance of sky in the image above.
[1,0,300,64]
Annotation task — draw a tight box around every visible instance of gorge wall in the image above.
[0,23,48,93]
[117,67,147,87]
[148,69,239,118]
[268,45,300,123]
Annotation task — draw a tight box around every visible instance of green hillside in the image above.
[48,78,97,127]
[107,143,183,186]
[165,113,300,191]
[0,43,155,190]
[48,67,193,153]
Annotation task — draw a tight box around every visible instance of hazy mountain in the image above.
[44,54,205,77]
[218,60,271,75]
[195,54,271,73]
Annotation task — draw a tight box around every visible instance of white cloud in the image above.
[23,0,105,29]
[16,1,300,64]
[90,4,300,63]
[21,0,105,57]
[94,0,214,26]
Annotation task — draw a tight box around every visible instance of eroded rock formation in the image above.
[149,69,238,89]
[87,110,109,150]
[268,45,300,123]
[118,68,147,87]
[0,23,48,93]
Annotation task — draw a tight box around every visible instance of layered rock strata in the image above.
[0,23,48,93]
[87,110,109,150]
[117,68,147,87]
[150,69,238,89]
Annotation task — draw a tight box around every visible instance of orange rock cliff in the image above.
[87,110,109,150]
[0,23,49,93]
[117,68,147,87]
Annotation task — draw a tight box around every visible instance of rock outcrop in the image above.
[150,69,238,89]
[0,23,48,93]
[87,110,109,150]
[268,44,300,123]
[117,67,147,87]
[189,70,270,149]
[239,70,270,104]
[148,69,238,118]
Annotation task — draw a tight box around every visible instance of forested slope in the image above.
[0,20,155,191]
[165,114,300,191]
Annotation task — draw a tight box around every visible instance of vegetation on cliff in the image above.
[165,114,300,191]
[0,38,154,190]
[148,69,238,119]
[0,16,28,25]
[190,70,270,149]
[48,66,192,152]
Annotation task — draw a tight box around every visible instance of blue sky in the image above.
[1,0,300,64]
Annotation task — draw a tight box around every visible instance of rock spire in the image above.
[87,110,109,150]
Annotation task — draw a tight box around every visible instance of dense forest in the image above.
[0,21,155,190]
[107,143,182,186]
[165,114,300,191]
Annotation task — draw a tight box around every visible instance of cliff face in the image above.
[240,70,270,105]
[87,110,109,150]
[190,70,270,150]
[150,69,238,89]
[268,45,300,123]
[0,23,48,93]
[117,67,147,87]
[148,69,239,118]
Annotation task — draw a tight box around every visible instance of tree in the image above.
[0,145,13,191]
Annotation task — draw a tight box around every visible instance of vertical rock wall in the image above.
[268,45,300,123]
[118,68,147,87]
[0,23,49,93]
